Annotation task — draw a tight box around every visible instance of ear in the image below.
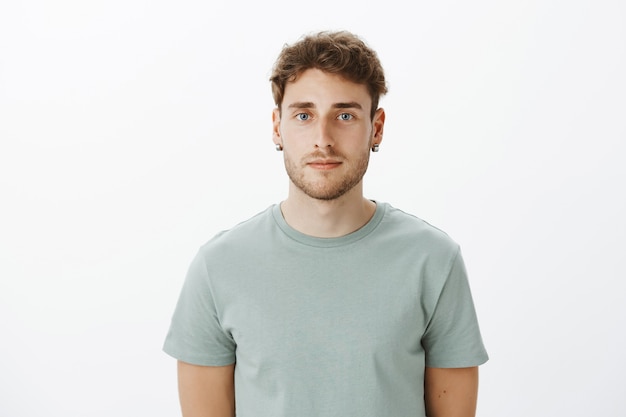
[372,107,385,146]
[272,108,282,147]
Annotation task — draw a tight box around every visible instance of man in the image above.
[163,30,488,417]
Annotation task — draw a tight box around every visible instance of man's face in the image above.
[273,68,385,201]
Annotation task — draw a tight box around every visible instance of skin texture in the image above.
[424,366,479,417]
[177,361,235,417]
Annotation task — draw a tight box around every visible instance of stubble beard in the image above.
[284,149,371,201]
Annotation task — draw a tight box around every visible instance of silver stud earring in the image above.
[276,144,283,151]
[371,144,380,152]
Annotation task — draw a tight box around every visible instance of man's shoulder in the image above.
[198,205,276,254]
[380,203,460,254]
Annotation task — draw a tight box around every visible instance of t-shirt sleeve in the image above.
[163,249,236,366]
[421,247,489,368]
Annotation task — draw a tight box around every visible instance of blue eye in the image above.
[338,113,353,121]
[296,113,310,121]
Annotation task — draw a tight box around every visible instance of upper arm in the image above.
[177,360,235,417]
[424,366,479,417]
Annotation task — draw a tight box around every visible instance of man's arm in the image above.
[424,366,479,417]
[177,361,235,417]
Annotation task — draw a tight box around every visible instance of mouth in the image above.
[307,159,342,170]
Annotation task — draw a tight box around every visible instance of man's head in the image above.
[270,31,388,119]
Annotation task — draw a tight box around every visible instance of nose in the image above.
[314,119,335,149]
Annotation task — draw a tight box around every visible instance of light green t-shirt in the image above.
[164,202,488,416]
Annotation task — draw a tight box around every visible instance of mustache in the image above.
[303,149,344,161]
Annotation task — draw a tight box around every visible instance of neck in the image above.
[280,183,377,238]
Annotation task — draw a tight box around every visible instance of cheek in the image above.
[283,127,317,150]
[341,127,373,146]
[337,122,371,136]
[280,123,303,139]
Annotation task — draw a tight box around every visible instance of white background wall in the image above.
[1,0,624,415]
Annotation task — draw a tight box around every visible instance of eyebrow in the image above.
[286,101,363,110]
[334,101,363,110]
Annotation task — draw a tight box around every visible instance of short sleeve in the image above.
[422,248,489,368]
[163,249,236,366]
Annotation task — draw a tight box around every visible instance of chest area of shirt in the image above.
[220,260,428,368]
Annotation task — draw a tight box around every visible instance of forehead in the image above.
[283,68,371,109]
